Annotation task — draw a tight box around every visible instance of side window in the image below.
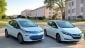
[11,21,20,29]
[51,22,58,28]
[9,21,12,25]
[48,21,52,26]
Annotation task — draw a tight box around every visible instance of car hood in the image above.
[61,27,82,34]
[21,26,43,32]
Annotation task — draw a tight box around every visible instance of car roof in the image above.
[48,20,68,23]
[11,18,29,22]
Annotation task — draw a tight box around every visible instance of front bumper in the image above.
[23,33,44,41]
[61,33,83,41]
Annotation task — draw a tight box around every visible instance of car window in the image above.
[9,21,13,25]
[48,21,52,26]
[48,21,58,28]
[51,22,58,28]
[10,21,20,28]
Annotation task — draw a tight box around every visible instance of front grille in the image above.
[71,34,81,37]
[30,35,43,40]
[71,34,81,39]
[72,37,81,39]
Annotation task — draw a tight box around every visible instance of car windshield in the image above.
[57,21,75,28]
[18,20,37,27]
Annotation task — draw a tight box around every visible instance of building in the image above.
[21,9,31,17]
[65,0,85,20]
[21,6,54,18]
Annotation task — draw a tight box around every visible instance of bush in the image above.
[27,16,30,19]
[1,15,6,19]
[77,15,82,18]
[17,15,26,18]
[38,16,45,20]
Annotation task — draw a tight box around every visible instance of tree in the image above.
[2,15,6,19]
[44,0,65,20]
[0,0,7,19]
[52,7,60,19]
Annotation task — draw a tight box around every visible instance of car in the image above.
[44,20,83,42]
[5,18,44,44]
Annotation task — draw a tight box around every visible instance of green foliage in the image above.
[44,0,65,19]
[44,0,55,9]
[1,15,6,19]
[27,16,30,19]
[17,15,26,18]
[77,15,82,18]
[38,16,45,20]
[0,0,7,19]
[52,14,57,19]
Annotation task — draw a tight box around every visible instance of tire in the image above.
[5,29,9,38]
[44,29,47,36]
[56,34,62,43]
[17,34,24,44]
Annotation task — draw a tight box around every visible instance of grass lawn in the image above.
[0,19,8,28]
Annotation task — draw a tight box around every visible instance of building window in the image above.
[72,9,75,13]
[69,1,74,7]
[71,1,74,6]
[81,7,83,12]
[81,0,84,3]
[68,9,70,13]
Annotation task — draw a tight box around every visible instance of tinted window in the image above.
[48,21,52,26]
[18,20,37,27]
[51,22,58,28]
[57,21,74,28]
[48,21,58,28]
[10,21,20,28]
[9,21,13,25]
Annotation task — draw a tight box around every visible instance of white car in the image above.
[44,20,83,42]
[5,18,44,44]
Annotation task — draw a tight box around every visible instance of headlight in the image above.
[62,31,71,35]
[21,29,30,33]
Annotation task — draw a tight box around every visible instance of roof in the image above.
[48,20,68,22]
[11,18,29,21]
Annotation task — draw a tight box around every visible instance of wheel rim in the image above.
[44,29,47,35]
[56,34,61,42]
[5,30,8,37]
[18,35,23,43]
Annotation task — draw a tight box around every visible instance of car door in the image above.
[46,21,53,36]
[47,21,59,38]
[6,20,14,35]
[11,21,20,37]
[50,22,59,38]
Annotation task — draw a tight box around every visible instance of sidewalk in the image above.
[0,28,4,33]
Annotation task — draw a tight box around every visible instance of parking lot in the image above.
[0,24,85,48]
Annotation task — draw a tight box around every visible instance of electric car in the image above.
[5,18,44,44]
[44,20,83,42]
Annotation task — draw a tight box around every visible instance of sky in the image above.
[6,0,44,16]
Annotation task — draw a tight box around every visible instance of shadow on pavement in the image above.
[0,32,82,48]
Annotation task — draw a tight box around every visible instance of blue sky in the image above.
[6,0,44,15]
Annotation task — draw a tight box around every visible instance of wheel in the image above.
[5,29,9,38]
[56,34,62,43]
[44,29,47,36]
[17,34,24,44]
